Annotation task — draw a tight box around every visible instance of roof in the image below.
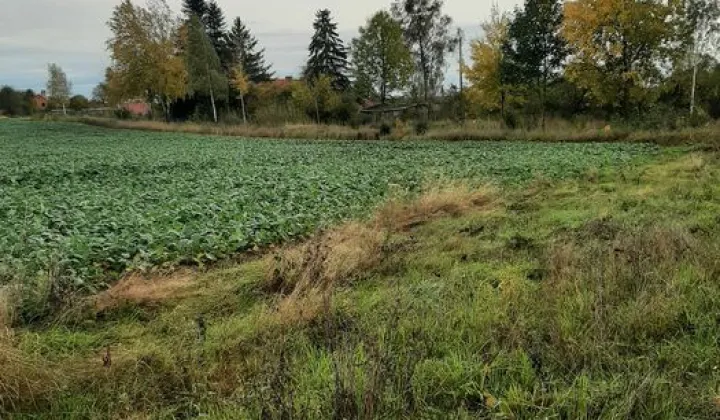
[359,102,429,114]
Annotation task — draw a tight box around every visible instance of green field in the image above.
[0,120,657,295]
[3,121,720,418]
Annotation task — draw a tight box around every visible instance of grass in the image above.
[2,148,719,418]
[60,115,720,146]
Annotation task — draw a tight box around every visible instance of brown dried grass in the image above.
[93,270,197,313]
[73,117,380,141]
[374,184,497,231]
[263,185,497,328]
[0,286,18,332]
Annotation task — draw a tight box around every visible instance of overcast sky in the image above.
[0,0,520,96]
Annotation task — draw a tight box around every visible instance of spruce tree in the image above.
[182,0,206,21]
[229,18,274,83]
[304,9,350,91]
[204,1,232,70]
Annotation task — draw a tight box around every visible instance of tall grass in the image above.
[53,115,720,146]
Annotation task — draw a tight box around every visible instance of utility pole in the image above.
[458,27,465,124]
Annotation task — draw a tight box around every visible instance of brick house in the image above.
[122,100,151,116]
[33,91,48,111]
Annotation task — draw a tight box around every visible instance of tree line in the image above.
[1,64,91,117]
[5,0,716,128]
[100,0,455,124]
[466,0,720,128]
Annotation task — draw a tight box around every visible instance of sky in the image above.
[0,0,521,96]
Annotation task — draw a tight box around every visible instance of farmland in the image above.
[3,120,720,418]
[0,120,657,295]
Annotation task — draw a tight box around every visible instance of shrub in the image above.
[379,122,392,137]
[688,109,710,128]
[114,108,131,120]
[414,119,429,135]
[503,111,518,129]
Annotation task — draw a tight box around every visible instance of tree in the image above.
[107,0,187,119]
[69,95,90,111]
[228,18,274,83]
[304,9,350,91]
[464,6,510,115]
[0,86,24,116]
[92,82,109,104]
[185,14,228,122]
[204,1,232,70]
[230,64,250,124]
[681,0,720,113]
[502,0,566,129]
[391,0,454,107]
[182,0,206,21]
[292,75,341,123]
[46,63,72,115]
[351,11,414,105]
[562,0,674,116]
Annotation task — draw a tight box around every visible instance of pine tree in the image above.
[204,1,232,70]
[304,9,350,91]
[229,18,274,83]
[182,0,206,21]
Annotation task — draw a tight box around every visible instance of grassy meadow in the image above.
[1,120,719,418]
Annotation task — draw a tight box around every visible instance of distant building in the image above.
[269,76,295,89]
[122,100,151,116]
[33,91,48,111]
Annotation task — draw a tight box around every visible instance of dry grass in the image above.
[52,115,720,146]
[420,124,720,146]
[262,185,497,328]
[0,286,18,332]
[262,222,385,328]
[70,117,380,141]
[0,341,59,413]
[92,271,197,313]
[374,184,497,231]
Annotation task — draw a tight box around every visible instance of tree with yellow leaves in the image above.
[562,0,674,115]
[230,64,250,124]
[107,0,187,119]
[463,5,510,116]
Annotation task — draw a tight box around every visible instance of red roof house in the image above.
[33,92,48,111]
[122,101,151,116]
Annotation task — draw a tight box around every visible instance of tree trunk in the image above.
[314,96,320,125]
[209,85,218,123]
[62,103,66,116]
[501,90,506,121]
[690,63,698,114]
[541,74,547,131]
[240,93,247,124]
[419,43,430,120]
[458,28,464,124]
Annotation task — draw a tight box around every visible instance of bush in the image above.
[503,111,518,129]
[688,109,710,128]
[379,122,392,137]
[414,119,429,135]
[114,108,131,120]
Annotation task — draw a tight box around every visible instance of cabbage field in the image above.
[0,120,658,291]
